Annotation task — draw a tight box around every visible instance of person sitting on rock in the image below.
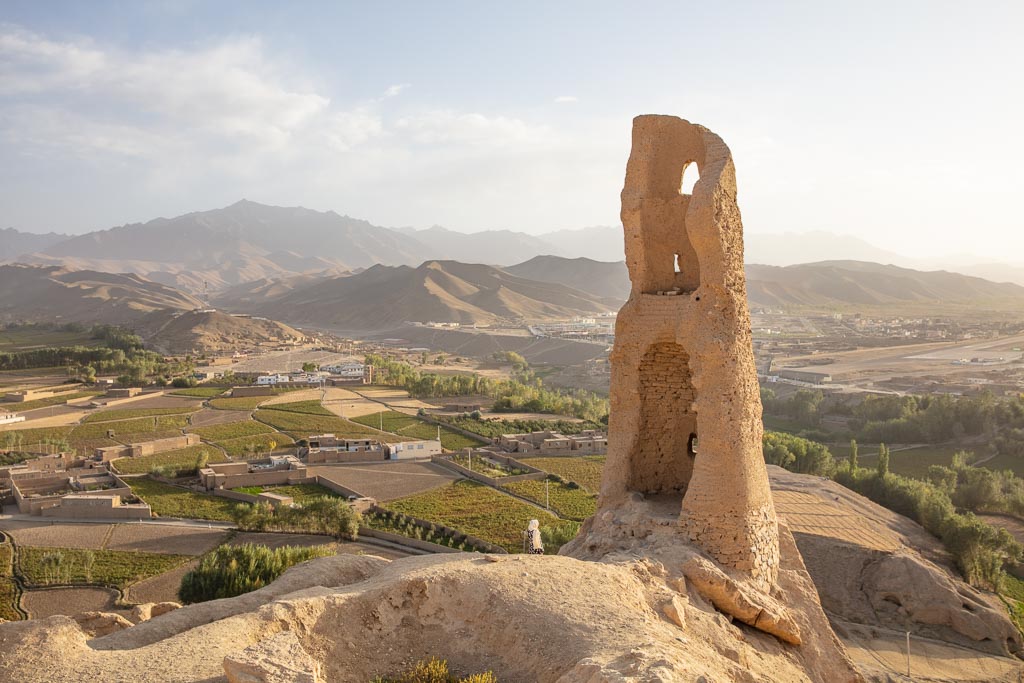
[524,519,544,554]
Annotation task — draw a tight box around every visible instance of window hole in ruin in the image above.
[688,433,698,457]
[674,254,682,273]
[680,161,700,195]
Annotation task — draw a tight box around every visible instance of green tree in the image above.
[877,443,890,478]
[849,439,858,471]
[302,362,318,372]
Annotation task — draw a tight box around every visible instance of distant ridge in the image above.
[213,260,618,329]
[506,255,630,301]
[745,260,1024,308]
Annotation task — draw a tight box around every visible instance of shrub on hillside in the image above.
[371,657,497,683]
[178,543,332,603]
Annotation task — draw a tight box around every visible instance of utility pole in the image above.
[546,480,550,510]
[905,631,911,678]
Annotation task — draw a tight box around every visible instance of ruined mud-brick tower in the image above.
[600,115,779,589]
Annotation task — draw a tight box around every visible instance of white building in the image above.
[321,362,366,378]
[385,440,442,460]
[0,412,26,426]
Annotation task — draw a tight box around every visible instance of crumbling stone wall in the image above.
[631,342,697,494]
[599,115,780,589]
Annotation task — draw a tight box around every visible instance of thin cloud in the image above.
[383,83,411,98]
[554,95,578,104]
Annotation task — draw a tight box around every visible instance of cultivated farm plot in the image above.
[128,477,237,521]
[3,522,113,550]
[124,560,196,605]
[259,389,323,406]
[217,433,295,457]
[169,387,229,398]
[22,586,120,619]
[18,546,190,589]
[254,408,404,441]
[260,399,334,415]
[104,525,228,556]
[309,461,459,501]
[111,444,226,475]
[210,396,269,410]
[519,456,606,493]
[351,410,485,450]
[0,543,18,621]
[385,479,559,552]
[82,406,198,423]
[502,479,597,520]
[231,483,341,502]
[229,532,338,550]
[855,444,963,480]
[191,420,274,441]
[322,387,386,419]
[72,415,190,444]
[188,408,254,429]
[0,425,74,448]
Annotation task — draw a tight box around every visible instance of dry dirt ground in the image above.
[124,561,197,605]
[21,586,122,619]
[769,466,1024,681]
[322,387,395,419]
[0,522,228,556]
[351,387,439,411]
[309,461,459,501]
[260,388,323,406]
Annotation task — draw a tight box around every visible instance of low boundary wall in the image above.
[432,453,546,487]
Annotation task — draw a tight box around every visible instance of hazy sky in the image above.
[1,1,1022,261]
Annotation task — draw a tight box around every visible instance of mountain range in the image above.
[4,200,1023,289]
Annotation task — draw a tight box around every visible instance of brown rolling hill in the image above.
[745,261,1024,308]
[136,309,306,355]
[0,264,203,325]
[215,260,619,329]
[506,255,631,301]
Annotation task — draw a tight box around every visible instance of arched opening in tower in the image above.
[628,341,697,495]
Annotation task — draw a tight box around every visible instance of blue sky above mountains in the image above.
[1,1,1021,261]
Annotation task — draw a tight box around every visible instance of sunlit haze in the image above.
[1,1,1022,261]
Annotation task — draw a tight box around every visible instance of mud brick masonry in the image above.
[598,115,780,589]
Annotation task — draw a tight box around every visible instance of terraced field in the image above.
[191,420,275,441]
[254,409,403,442]
[351,410,485,450]
[111,444,227,475]
[18,547,190,589]
[128,477,237,521]
[502,479,597,520]
[209,396,269,410]
[385,479,558,552]
[9,390,103,412]
[217,433,295,457]
[231,483,342,502]
[82,406,199,423]
[169,387,229,398]
[519,456,606,493]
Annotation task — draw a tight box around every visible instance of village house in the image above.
[498,429,608,456]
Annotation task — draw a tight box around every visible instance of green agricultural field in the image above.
[111,444,227,475]
[975,453,1024,477]
[857,444,965,479]
[18,546,189,589]
[0,578,17,621]
[231,483,342,502]
[0,425,74,450]
[210,396,269,411]
[191,420,274,442]
[352,410,485,450]
[502,479,597,520]
[260,400,334,416]
[72,414,190,445]
[438,415,599,439]
[254,409,404,441]
[129,477,237,521]
[519,456,606,493]
[83,406,199,423]
[0,326,99,351]
[385,480,558,553]
[217,433,294,458]
[0,543,19,620]
[9,390,103,413]
[170,387,229,398]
